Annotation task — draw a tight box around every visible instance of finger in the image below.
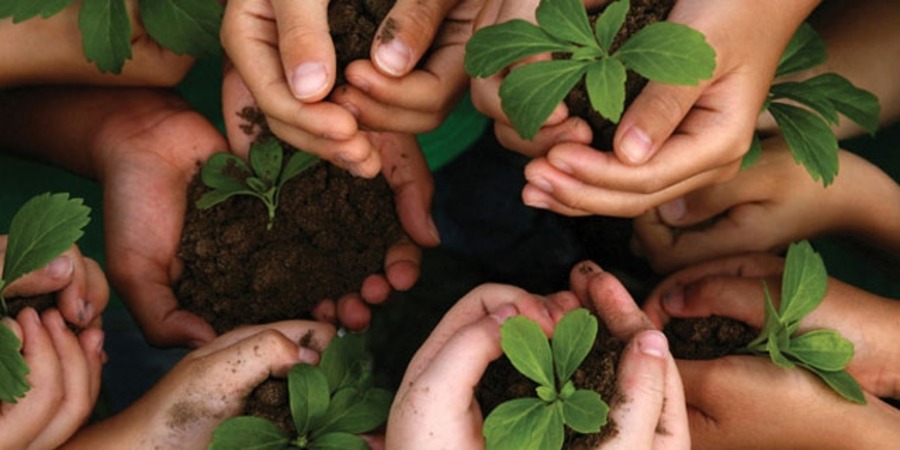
[81,258,110,328]
[584,268,656,338]
[3,253,74,298]
[58,253,109,329]
[10,308,62,444]
[568,260,604,306]
[221,63,262,157]
[371,0,454,77]
[337,294,372,332]
[384,237,422,292]
[270,0,336,101]
[361,274,392,305]
[190,320,336,360]
[659,275,772,329]
[331,81,450,133]
[495,116,592,159]
[268,117,381,178]
[311,299,337,325]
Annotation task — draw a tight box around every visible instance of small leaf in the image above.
[313,387,392,437]
[536,385,557,403]
[559,380,576,399]
[770,81,839,125]
[245,177,271,194]
[741,134,763,170]
[803,73,881,135]
[746,280,782,352]
[140,0,222,57]
[288,364,331,436]
[79,0,133,73]
[768,102,839,186]
[483,397,546,450]
[552,309,598,384]
[465,20,575,78]
[249,140,284,184]
[208,416,291,450]
[319,332,371,393]
[777,23,826,78]
[195,189,251,210]
[3,193,91,292]
[201,153,251,191]
[281,152,321,185]
[594,0,629,51]
[803,366,867,404]
[585,58,627,123]
[500,316,555,388]
[536,0,597,48]
[779,241,828,326]
[311,432,370,450]
[0,0,75,22]
[561,389,608,434]
[614,22,716,85]
[788,330,854,372]
[766,333,795,370]
[501,60,588,140]
[0,323,30,403]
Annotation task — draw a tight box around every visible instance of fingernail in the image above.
[659,198,686,223]
[549,158,574,175]
[46,255,73,279]
[620,127,653,164]
[529,177,553,193]
[490,304,519,324]
[340,102,360,119]
[427,217,441,244]
[347,73,370,92]
[79,300,94,327]
[291,62,329,99]
[91,330,105,355]
[299,347,320,364]
[523,191,549,210]
[577,261,602,275]
[637,330,668,358]
[662,289,685,312]
[374,39,412,77]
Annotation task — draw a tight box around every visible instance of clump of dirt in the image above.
[665,316,758,360]
[329,0,397,86]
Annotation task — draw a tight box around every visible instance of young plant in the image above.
[483,308,608,450]
[743,240,865,404]
[196,139,319,230]
[465,0,716,140]
[742,23,881,186]
[0,0,222,73]
[209,332,393,450]
[0,193,91,403]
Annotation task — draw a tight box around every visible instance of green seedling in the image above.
[465,0,716,140]
[742,23,881,186]
[209,332,392,450]
[742,240,865,404]
[196,140,319,230]
[0,0,222,73]
[0,193,91,403]
[483,308,608,450]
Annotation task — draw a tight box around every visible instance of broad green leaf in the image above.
[530,404,565,450]
[0,323,30,403]
[0,0,75,21]
[313,387,392,437]
[561,389,608,434]
[79,0,132,73]
[196,189,254,210]
[536,0,597,48]
[465,20,575,77]
[249,140,284,184]
[594,0,629,51]
[281,152,321,186]
[777,23,826,78]
[779,241,828,326]
[3,193,90,291]
[807,367,867,404]
[788,330,854,372]
[288,364,331,436]
[319,332,370,393]
[201,153,251,191]
[500,316,555,388]
[741,133,763,170]
[585,58,627,123]
[770,82,839,125]
[311,432,369,450]
[140,0,222,57]
[208,416,291,450]
[803,73,881,135]
[501,60,588,140]
[614,22,715,85]
[484,399,563,450]
[552,308,598,384]
[769,102,839,186]
[766,334,795,370]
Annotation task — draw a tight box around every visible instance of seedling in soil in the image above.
[743,23,881,187]
[0,0,222,73]
[209,332,392,450]
[0,193,91,403]
[743,240,865,404]
[465,0,716,140]
[196,139,319,230]
[483,308,608,450]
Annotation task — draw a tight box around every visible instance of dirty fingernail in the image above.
[662,289,685,312]
[291,62,329,100]
[299,347,320,364]
[637,330,668,358]
[427,217,441,245]
[46,255,73,279]
[620,127,653,164]
[659,198,686,223]
[374,39,412,77]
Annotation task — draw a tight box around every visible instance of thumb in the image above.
[614,82,703,164]
[372,0,455,77]
[660,276,770,328]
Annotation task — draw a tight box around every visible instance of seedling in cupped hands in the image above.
[197,139,319,230]
[209,332,392,450]
[742,240,865,404]
[0,193,91,403]
[742,23,881,187]
[465,0,716,140]
[483,308,608,450]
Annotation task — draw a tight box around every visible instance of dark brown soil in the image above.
[329,0,396,87]
[665,316,757,360]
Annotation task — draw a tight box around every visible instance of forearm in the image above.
[835,152,900,258]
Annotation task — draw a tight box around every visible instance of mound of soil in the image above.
[330,0,396,86]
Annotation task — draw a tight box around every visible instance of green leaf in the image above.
[249,140,284,184]
[288,364,331,436]
[788,330,854,372]
[319,332,371,393]
[770,81,839,125]
[741,133,763,170]
[585,58,627,123]
[0,0,76,22]
[500,316,555,388]
[208,416,291,450]
[140,0,222,57]
[803,366,867,404]
[501,60,588,140]
[768,102,839,186]
[196,189,252,210]
[536,385,557,403]
[559,380,575,399]
[311,432,370,450]
[776,23,826,78]
[614,21,716,85]
[766,332,795,369]
[535,0,597,48]
[803,73,881,135]
[0,322,30,403]
[281,152,321,186]
[551,308,597,384]
[465,20,575,78]
[779,241,828,327]
[2,193,91,292]
[594,0,629,51]
[201,153,251,191]
[313,387,392,437]
[79,0,132,74]
[561,389,608,434]
[483,398,563,450]
[746,280,782,351]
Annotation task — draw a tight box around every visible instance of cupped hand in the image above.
[1,308,104,450]
[644,252,900,399]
